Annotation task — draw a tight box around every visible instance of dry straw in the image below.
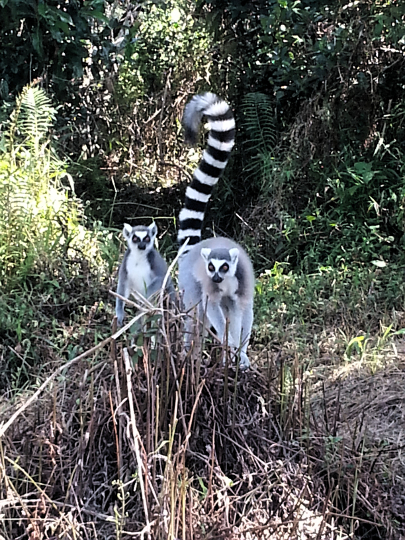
[0,296,404,539]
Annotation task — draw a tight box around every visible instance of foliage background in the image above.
[1,0,405,538]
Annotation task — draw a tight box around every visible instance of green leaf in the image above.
[32,28,44,57]
[393,328,405,336]
[82,9,109,23]
[37,2,46,16]
[56,10,74,25]
[45,5,74,26]
[53,20,71,37]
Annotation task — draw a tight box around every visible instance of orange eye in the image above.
[145,236,150,242]
[132,235,140,242]
[221,263,229,272]
[208,263,215,272]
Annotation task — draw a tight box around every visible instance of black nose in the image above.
[138,243,146,250]
[213,274,223,283]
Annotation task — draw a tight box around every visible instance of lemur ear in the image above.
[148,222,158,237]
[229,248,239,265]
[200,248,211,262]
[123,223,132,239]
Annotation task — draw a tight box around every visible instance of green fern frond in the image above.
[8,83,56,158]
[241,93,280,193]
[242,92,277,153]
[241,93,297,200]
[0,83,111,290]
[18,86,56,141]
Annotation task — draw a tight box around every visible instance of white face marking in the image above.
[206,259,232,283]
[136,231,148,241]
[210,259,228,273]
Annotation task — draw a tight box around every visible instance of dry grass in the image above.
[0,295,404,540]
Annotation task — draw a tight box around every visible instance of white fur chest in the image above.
[215,276,238,299]
[126,249,153,296]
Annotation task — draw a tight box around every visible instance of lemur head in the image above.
[123,223,157,252]
[201,247,239,283]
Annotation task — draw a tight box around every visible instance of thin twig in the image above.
[123,347,151,538]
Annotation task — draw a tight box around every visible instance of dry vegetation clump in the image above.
[101,80,201,192]
[310,351,405,539]
[1,296,404,539]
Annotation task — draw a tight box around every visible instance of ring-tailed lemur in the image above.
[115,222,174,327]
[177,93,255,369]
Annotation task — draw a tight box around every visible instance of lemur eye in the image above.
[208,263,215,272]
[144,236,150,242]
[221,263,229,272]
[132,235,140,243]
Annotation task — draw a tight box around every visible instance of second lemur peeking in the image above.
[178,93,255,369]
[115,222,174,327]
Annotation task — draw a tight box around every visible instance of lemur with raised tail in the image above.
[115,222,174,327]
[177,93,255,369]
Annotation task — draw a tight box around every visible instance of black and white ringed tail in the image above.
[178,93,235,255]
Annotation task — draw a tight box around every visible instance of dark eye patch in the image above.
[145,236,150,242]
[208,263,215,272]
[221,263,229,272]
[132,235,140,243]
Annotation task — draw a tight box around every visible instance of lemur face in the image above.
[131,231,151,251]
[201,247,239,283]
[123,223,157,252]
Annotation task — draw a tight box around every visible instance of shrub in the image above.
[0,83,117,291]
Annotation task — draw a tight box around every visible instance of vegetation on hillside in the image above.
[0,0,405,538]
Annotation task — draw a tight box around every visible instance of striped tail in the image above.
[178,93,235,254]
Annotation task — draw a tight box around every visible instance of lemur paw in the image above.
[222,349,250,370]
[239,352,250,371]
